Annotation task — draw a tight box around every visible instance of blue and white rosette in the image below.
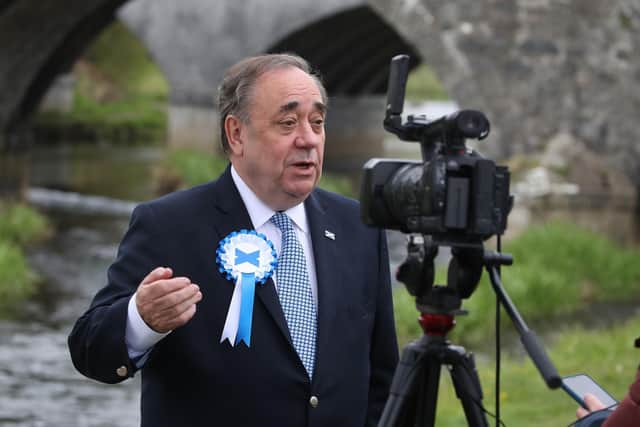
[216,230,277,347]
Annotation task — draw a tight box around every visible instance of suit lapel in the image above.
[211,166,292,347]
[305,191,340,374]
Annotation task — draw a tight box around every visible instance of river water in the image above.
[0,144,165,426]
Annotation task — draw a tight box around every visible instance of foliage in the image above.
[0,203,50,246]
[33,20,168,142]
[405,64,449,101]
[432,316,640,426]
[153,148,229,194]
[82,21,168,96]
[318,173,356,198]
[0,204,49,316]
[0,241,37,315]
[393,221,640,347]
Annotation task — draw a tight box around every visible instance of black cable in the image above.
[495,235,503,427]
[454,362,507,427]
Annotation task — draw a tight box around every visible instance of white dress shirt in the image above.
[125,165,318,360]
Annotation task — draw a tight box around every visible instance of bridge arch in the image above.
[0,0,127,138]
[267,5,421,96]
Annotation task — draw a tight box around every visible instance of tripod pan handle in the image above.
[521,330,562,389]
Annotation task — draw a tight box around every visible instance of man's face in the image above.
[229,66,326,210]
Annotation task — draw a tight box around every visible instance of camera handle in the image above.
[483,251,562,389]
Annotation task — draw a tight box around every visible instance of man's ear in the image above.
[224,114,244,156]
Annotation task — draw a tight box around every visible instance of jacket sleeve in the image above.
[603,368,640,427]
[366,229,399,426]
[67,203,165,384]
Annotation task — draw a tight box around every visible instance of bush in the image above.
[0,203,49,316]
[318,173,355,198]
[153,149,229,194]
[33,19,168,142]
[0,203,50,245]
[0,241,37,314]
[393,221,640,347]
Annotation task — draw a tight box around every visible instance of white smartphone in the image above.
[562,374,618,410]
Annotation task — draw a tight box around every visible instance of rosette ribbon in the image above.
[216,230,277,346]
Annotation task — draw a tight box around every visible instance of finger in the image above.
[136,278,194,324]
[149,283,201,313]
[140,267,173,286]
[166,302,198,330]
[139,277,192,302]
[161,290,202,323]
[583,393,606,411]
[152,300,199,332]
[576,407,589,419]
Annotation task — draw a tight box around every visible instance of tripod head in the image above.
[396,234,486,317]
[394,233,560,389]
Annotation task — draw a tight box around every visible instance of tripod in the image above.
[379,285,488,427]
[379,239,562,427]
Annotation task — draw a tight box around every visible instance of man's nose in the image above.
[295,122,323,147]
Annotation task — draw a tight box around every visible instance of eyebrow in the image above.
[279,101,327,114]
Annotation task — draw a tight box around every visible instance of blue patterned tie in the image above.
[271,212,317,379]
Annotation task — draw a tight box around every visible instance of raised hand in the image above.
[135,267,203,333]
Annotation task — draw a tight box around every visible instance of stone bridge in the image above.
[1,0,640,184]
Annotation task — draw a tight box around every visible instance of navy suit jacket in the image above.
[68,166,398,427]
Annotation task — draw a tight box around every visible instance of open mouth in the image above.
[292,161,314,170]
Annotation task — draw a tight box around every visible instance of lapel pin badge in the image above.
[324,230,336,240]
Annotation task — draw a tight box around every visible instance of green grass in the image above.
[318,173,356,198]
[430,315,640,426]
[0,203,50,246]
[34,20,168,142]
[153,148,229,194]
[82,21,168,96]
[390,221,640,422]
[393,221,640,347]
[406,64,449,101]
[0,203,50,316]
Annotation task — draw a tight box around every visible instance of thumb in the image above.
[140,267,173,286]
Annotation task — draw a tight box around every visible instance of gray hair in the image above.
[217,53,328,154]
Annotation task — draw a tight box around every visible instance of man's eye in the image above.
[280,120,296,128]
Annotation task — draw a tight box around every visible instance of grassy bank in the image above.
[406,64,449,101]
[392,223,640,425]
[394,221,640,347]
[431,315,640,426]
[0,203,50,316]
[33,20,168,142]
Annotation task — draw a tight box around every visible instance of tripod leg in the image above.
[415,357,441,427]
[379,341,425,427]
[448,347,489,427]
[380,336,447,427]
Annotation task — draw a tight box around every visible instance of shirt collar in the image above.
[230,165,309,233]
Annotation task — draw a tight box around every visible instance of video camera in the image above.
[360,55,512,248]
[365,56,562,427]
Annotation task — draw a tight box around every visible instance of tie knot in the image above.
[271,212,294,233]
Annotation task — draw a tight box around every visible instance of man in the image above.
[68,53,398,427]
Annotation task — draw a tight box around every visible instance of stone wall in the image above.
[368,0,640,187]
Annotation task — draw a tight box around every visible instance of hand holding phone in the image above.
[562,374,618,410]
